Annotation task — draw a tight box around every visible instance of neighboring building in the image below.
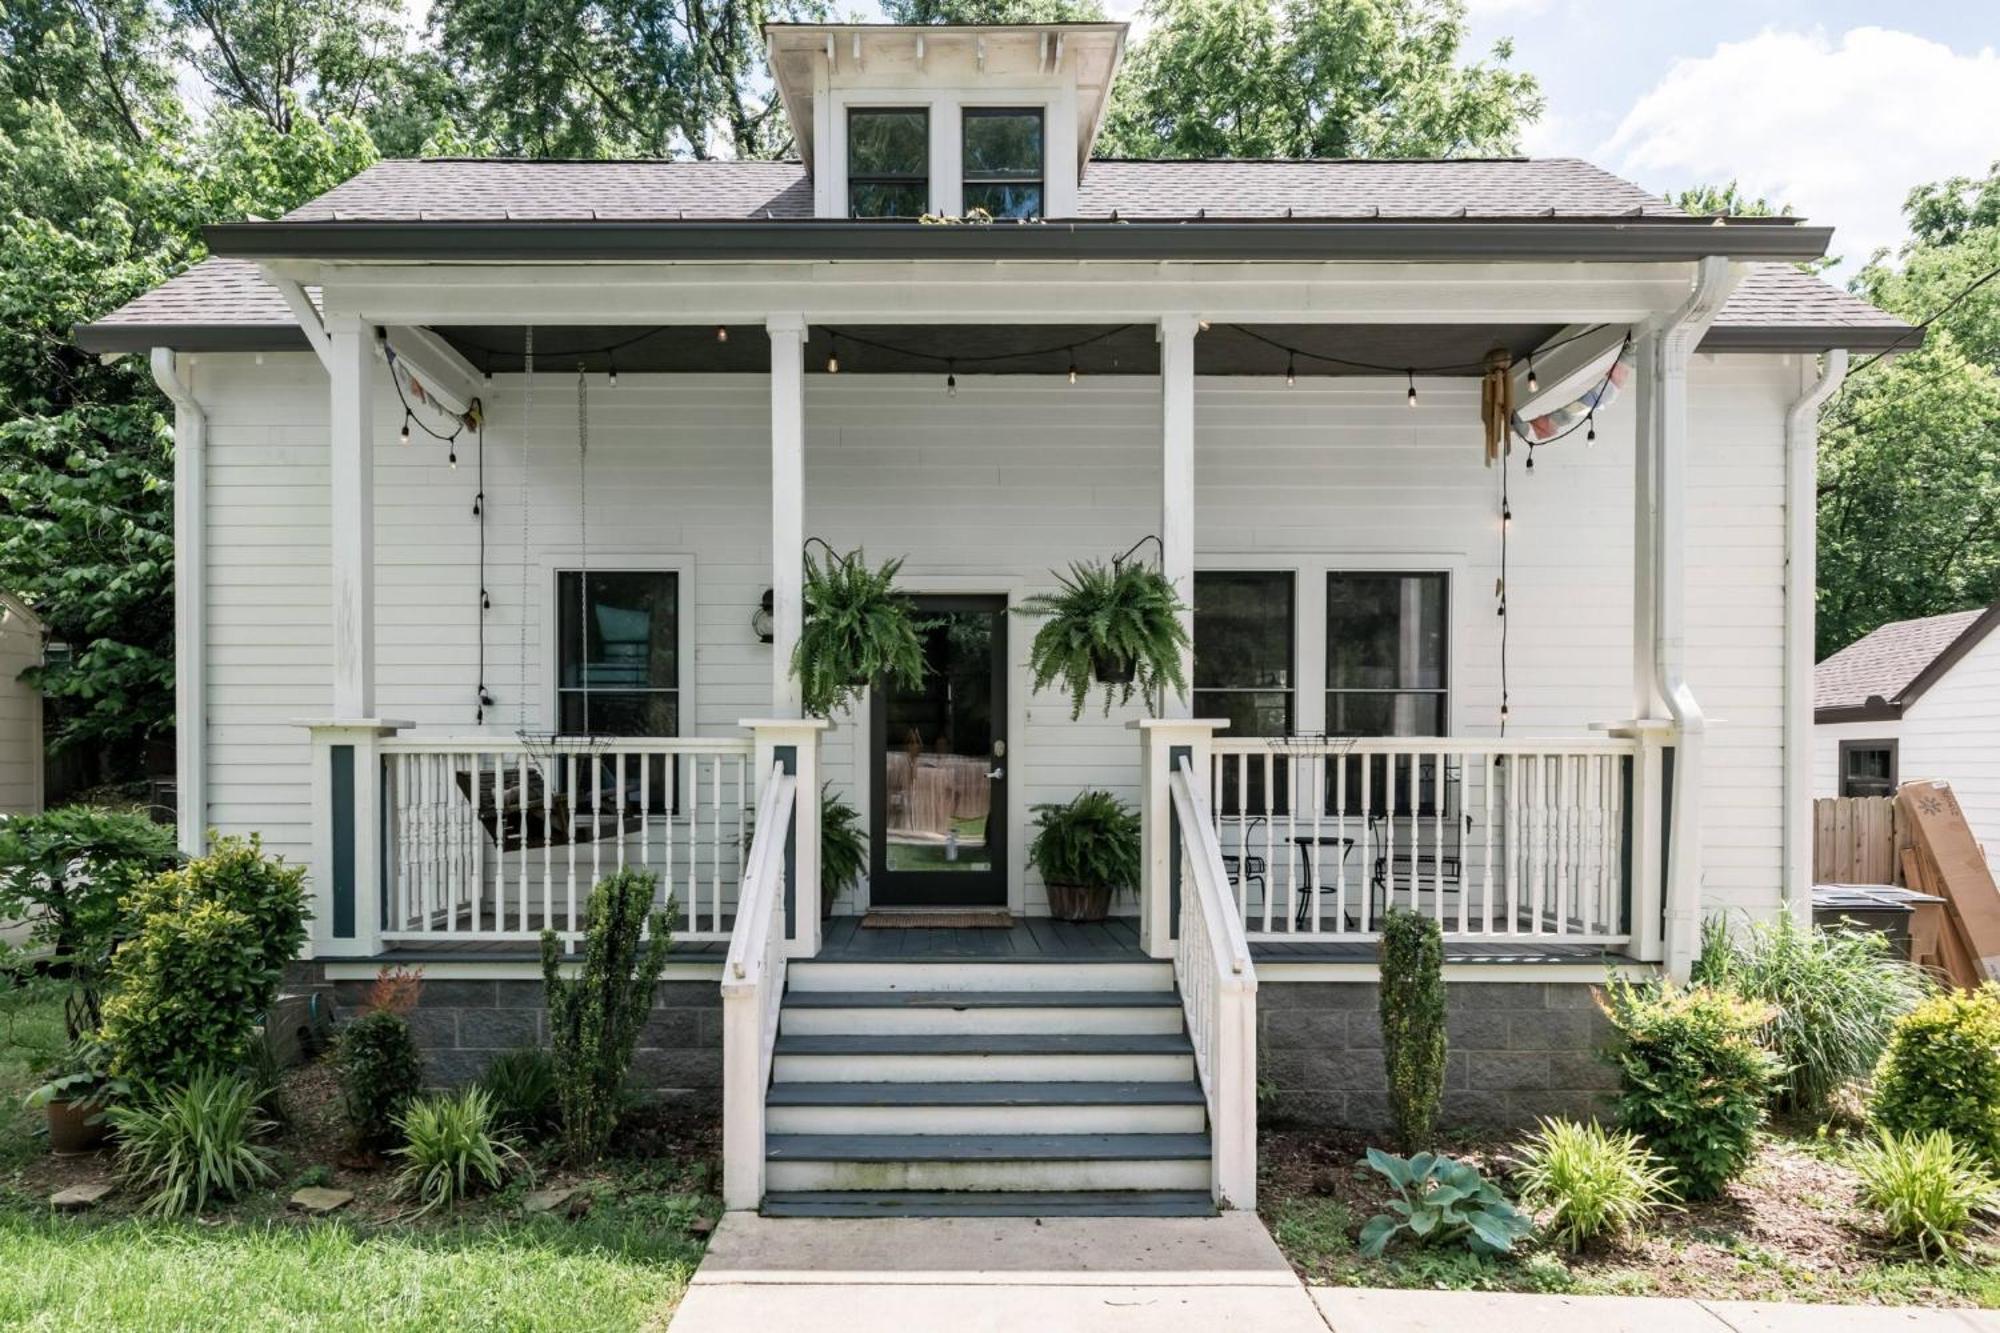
[77,22,1913,1216]
[0,593,44,818]
[1816,604,2000,859]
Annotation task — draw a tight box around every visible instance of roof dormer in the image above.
[763,22,1128,221]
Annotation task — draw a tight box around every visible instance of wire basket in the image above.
[1265,731,1360,757]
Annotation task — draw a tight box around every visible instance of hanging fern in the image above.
[1018,559,1190,720]
[791,548,928,717]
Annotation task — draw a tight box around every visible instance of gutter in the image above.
[1783,349,1848,920]
[150,349,207,857]
[1653,256,1734,979]
[203,217,1837,265]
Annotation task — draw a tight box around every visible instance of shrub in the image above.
[820,785,867,913]
[542,868,672,1164]
[1379,909,1447,1152]
[1512,1118,1676,1251]
[1027,791,1141,895]
[105,1070,277,1217]
[1357,1148,1534,1257]
[1869,984,2000,1163]
[1691,913,1931,1114]
[98,836,309,1085]
[1849,1129,2000,1261]
[1598,979,1782,1200]
[393,1087,523,1214]
[1018,558,1191,719]
[791,548,927,717]
[337,1009,425,1152]
[480,1047,558,1135]
[0,806,180,1040]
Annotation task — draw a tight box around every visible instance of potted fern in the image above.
[820,786,867,919]
[1019,558,1190,719]
[1028,790,1141,923]
[791,546,927,716]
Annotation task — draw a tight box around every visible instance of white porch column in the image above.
[1784,350,1848,921]
[744,717,829,958]
[768,314,806,718]
[327,316,377,720]
[1132,717,1227,958]
[151,350,207,855]
[1159,314,1199,718]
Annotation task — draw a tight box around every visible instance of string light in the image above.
[715,325,729,343]
[945,361,958,397]
[1068,354,1078,385]
[1527,355,1538,394]
[400,411,412,445]
[1406,370,1417,407]
[607,356,617,388]
[826,335,840,375]
[1526,444,1536,471]
[448,443,457,469]
[1286,352,1296,388]
[1586,412,1597,445]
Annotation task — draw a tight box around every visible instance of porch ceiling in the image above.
[433,321,1565,377]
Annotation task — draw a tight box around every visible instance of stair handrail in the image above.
[1168,753,1258,1209]
[720,760,798,1210]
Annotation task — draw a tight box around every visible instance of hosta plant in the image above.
[106,1070,277,1217]
[1849,1129,2000,1261]
[1019,558,1189,719]
[1512,1118,1677,1251]
[791,547,927,716]
[393,1087,525,1214]
[1357,1148,1535,1257]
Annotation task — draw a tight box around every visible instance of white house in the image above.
[0,592,44,818]
[78,22,1913,1217]
[1816,604,2000,860]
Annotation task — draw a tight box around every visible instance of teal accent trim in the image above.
[1168,744,1189,939]
[777,744,798,940]
[331,745,356,938]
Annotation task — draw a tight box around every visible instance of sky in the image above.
[1082,0,1999,277]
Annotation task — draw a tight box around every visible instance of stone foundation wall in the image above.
[322,975,724,1109]
[1258,980,1617,1130]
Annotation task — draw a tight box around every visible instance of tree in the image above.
[1670,181,1838,274]
[882,0,1106,19]
[1816,164,2000,658]
[165,0,409,133]
[1098,0,1541,160]
[0,0,181,145]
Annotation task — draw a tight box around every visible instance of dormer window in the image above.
[848,108,929,218]
[963,109,1044,220]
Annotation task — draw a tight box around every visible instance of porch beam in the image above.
[327,315,376,719]
[1160,314,1197,717]
[768,313,806,718]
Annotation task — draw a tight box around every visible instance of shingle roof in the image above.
[1699,263,1912,351]
[1816,608,1991,713]
[284,159,813,221]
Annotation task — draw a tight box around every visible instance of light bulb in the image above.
[448,446,458,469]
[607,363,617,387]
[827,352,840,374]
[1286,354,1296,388]
[400,412,412,445]
[946,366,957,397]
[1586,415,1597,445]
[1068,359,1078,385]
[715,326,729,343]
[1406,371,1417,408]
[1527,358,1538,393]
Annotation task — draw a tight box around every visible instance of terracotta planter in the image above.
[1090,650,1136,685]
[1046,881,1114,923]
[46,1097,110,1156]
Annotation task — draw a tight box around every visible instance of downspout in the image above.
[151,349,207,856]
[1654,256,1733,979]
[1782,349,1848,920]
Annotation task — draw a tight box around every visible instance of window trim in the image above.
[960,106,1046,220]
[1324,569,1452,738]
[539,556,695,741]
[847,106,932,219]
[1837,738,1899,798]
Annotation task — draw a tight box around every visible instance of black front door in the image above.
[869,596,1008,908]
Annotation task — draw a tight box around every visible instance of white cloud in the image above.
[1461,0,1554,17]
[1599,27,2000,270]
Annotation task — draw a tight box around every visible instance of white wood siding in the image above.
[191,351,1795,920]
[1812,719,1903,806]
[1892,628,2000,863]
[0,602,42,815]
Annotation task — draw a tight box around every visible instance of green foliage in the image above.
[1100,0,1542,160]
[393,1087,524,1214]
[1379,908,1447,1153]
[1018,559,1190,720]
[479,1047,558,1136]
[1357,1148,1534,1257]
[1598,979,1782,1200]
[0,805,179,1039]
[1511,1118,1676,1252]
[883,0,1104,18]
[1691,914,1932,1115]
[1027,790,1141,893]
[820,785,867,906]
[541,869,671,1164]
[1849,1129,2000,1261]
[105,1069,277,1216]
[791,548,928,717]
[98,836,310,1087]
[337,1010,425,1153]
[1869,984,2000,1164]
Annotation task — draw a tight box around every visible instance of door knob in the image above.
[988,767,1005,780]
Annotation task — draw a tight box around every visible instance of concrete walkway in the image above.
[669,1214,2000,1332]
[668,1212,1329,1331]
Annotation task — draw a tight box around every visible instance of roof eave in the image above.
[203,218,1837,265]
[1815,701,1904,725]
[1700,323,1920,354]
[73,322,314,355]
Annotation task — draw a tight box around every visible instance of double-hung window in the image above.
[556,570,679,738]
[1195,571,1294,813]
[848,108,929,218]
[961,108,1043,219]
[1325,572,1448,737]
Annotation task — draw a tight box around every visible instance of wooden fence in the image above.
[1811,796,1909,886]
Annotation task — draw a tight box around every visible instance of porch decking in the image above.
[367,914,1634,967]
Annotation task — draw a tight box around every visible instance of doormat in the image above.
[861,911,1015,929]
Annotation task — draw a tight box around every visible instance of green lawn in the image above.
[0,985,710,1330]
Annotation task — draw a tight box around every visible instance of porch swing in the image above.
[453,327,646,854]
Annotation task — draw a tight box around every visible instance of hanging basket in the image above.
[1046,881,1115,923]
[1090,649,1137,685]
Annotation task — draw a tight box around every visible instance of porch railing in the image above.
[1168,754,1258,1209]
[720,760,797,1211]
[378,735,756,946]
[1209,735,1637,944]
